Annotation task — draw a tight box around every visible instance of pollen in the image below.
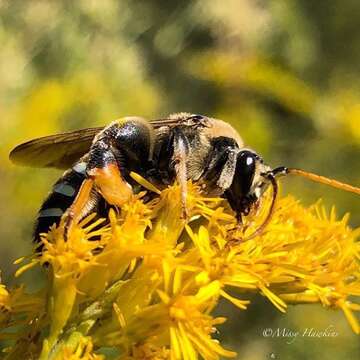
[1,182,359,359]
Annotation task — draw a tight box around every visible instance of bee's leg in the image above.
[201,141,239,193]
[87,160,133,207]
[64,178,94,236]
[65,117,154,235]
[64,157,131,238]
[86,117,154,206]
[156,127,190,218]
[172,130,189,219]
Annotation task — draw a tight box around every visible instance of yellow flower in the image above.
[1,180,359,359]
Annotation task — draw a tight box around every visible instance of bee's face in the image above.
[226,150,271,217]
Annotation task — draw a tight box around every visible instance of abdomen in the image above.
[34,161,89,242]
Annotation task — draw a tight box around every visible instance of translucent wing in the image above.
[9,127,103,169]
[9,118,183,170]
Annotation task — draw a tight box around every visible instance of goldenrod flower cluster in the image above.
[0,181,359,359]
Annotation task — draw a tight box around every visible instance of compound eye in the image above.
[235,151,257,195]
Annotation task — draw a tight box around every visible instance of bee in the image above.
[10,113,360,242]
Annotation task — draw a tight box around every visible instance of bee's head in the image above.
[225,146,360,236]
[225,150,272,219]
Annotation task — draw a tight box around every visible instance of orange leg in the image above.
[87,163,133,207]
[64,178,94,237]
[64,164,134,238]
[62,117,154,238]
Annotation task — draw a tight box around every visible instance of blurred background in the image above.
[0,0,359,358]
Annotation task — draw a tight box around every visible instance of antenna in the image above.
[243,165,360,240]
[271,166,360,195]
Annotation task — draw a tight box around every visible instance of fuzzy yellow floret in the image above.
[0,181,359,359]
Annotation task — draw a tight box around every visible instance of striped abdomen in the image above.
[34,161,90,242]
